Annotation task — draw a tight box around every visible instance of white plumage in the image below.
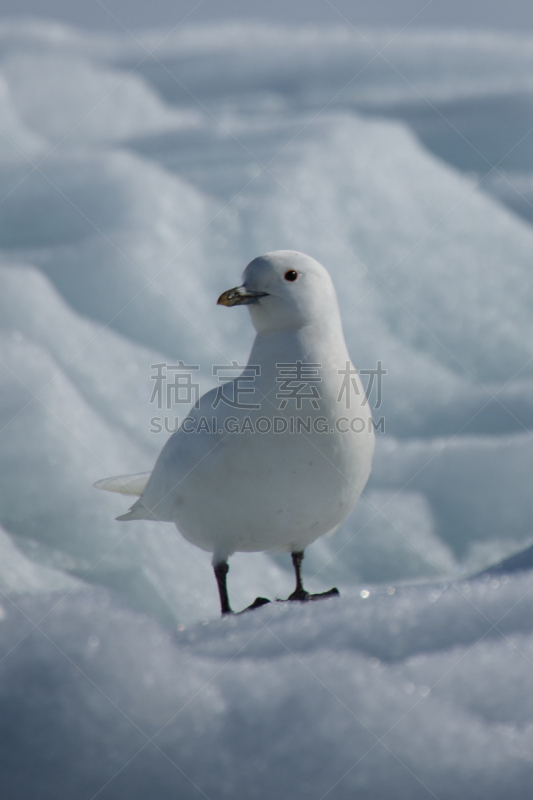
[96,251,374,613]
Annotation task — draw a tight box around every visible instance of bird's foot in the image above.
[309,587,340,601]
[281,587,340,603]
[237,596,271,614]
[287,587,311,602]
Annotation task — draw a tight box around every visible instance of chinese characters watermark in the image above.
[148,359,386,434]
[337,361,386,409]
[149,362,200,410]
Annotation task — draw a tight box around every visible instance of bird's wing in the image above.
[93,472,152,496]
[101,386,225,520]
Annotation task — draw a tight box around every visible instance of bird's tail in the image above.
[93,472,151,496]
[93,471,157,522]
[115,498,159,522]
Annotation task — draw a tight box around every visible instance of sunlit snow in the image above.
[1,18,533,798]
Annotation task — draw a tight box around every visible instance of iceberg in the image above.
[0,17,533,797]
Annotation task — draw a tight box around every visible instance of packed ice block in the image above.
[0,17,533,798]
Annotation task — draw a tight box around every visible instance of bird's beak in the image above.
[217,285,269,306]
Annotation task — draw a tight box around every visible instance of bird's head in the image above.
[217,250,340,334]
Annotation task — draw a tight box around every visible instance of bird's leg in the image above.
[214,560,233,615]
[286,550,340,603]
[288,551,311,601]
[214,560,271,616]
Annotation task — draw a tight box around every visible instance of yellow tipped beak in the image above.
[217,286,268,306]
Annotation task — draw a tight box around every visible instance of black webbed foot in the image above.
[237,597,271,614]
[309,587,340,601]
[283,551,340,604]
[287,587,311,602]
[281,587,340,603]
[215,560,271,616]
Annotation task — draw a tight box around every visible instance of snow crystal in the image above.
[0,16,533,799]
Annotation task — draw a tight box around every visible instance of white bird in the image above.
[95,251,375,614]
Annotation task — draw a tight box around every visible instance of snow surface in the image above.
[0,17,533,798]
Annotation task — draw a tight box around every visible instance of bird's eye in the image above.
[284,270,298,282]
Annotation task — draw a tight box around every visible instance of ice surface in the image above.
[1,16,533,798]
[2,580,533,799]
[304,489,456,586]
[3,52,199,146]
